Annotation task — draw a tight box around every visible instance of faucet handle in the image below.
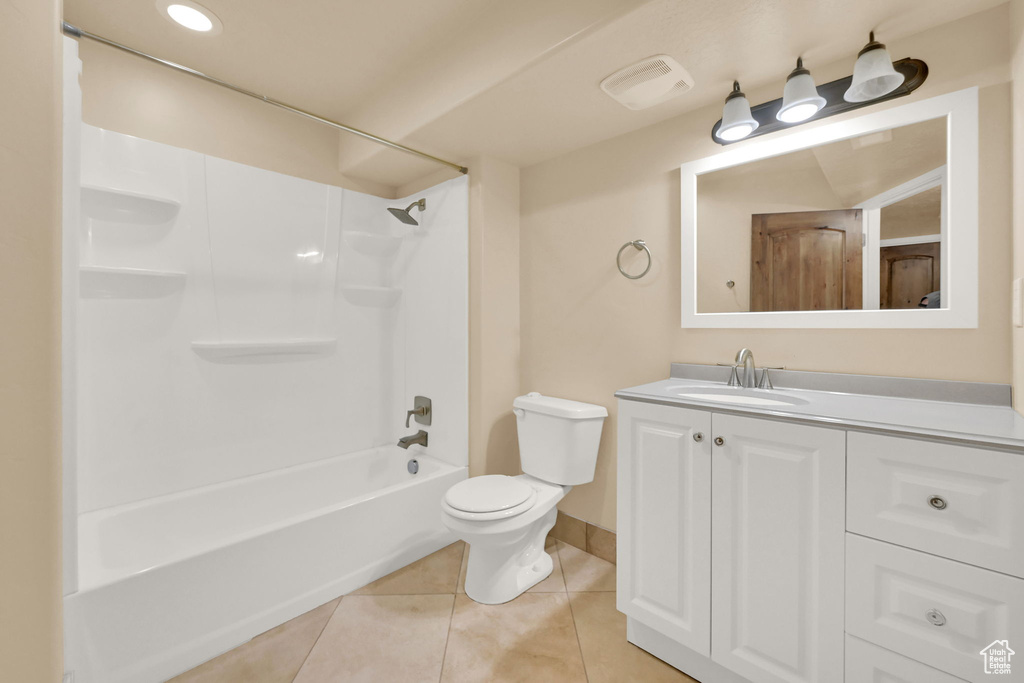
[757,367,784,390]
[716,363,741,386]
[405,396,432,428]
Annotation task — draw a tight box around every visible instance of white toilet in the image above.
[441,392,607,604]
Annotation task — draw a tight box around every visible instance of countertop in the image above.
[615,377,1024,451]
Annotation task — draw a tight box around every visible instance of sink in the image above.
[664,386,808,407]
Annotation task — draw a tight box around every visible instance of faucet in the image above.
[397,430,428,449]
[735,348,757,389]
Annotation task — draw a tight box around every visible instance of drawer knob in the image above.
[714,436,725,446]
[928,495,948,511]
[926,609,947,627]
[693,432,704,443]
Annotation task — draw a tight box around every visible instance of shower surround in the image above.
[62,117,468,683]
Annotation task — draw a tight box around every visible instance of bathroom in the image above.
[4,0,1024,681]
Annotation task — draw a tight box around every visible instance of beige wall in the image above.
[469,156,522,478]
[520,6,1014,530]
[1013,0,1024,415]
[77,40,397,198]
[0,0,64,679]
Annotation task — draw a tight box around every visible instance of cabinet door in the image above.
[710,414,845,683]
[617,399,712,656]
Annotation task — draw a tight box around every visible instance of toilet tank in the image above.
[513,393,608,486]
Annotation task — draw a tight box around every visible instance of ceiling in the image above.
[65,0,1004,189]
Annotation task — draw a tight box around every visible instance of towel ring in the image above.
[617,240,652,280]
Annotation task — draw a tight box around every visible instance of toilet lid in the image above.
[444,475,534,513]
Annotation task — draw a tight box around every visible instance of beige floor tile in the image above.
[168,598,340,683]
[294,594,455,683]
[353,541,464,595]
[558,541,617,592]
[457,544,565,594]
[569,592,699,683]
[441,593,587,683]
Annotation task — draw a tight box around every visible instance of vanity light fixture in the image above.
[715,81,759,142]
[777,58,826,123]
[844,32,905,102]
[157,0,223,34]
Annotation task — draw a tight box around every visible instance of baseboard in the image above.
[547,510,616,565]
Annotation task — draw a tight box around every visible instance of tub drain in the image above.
[407,459,419,475]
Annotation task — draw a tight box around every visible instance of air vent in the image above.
[600,55,694,110]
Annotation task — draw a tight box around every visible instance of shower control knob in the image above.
[693,432,704,443]
[714,437,725,446]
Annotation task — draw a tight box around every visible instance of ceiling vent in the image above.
[600,55,694,110]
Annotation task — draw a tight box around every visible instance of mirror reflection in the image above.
[696,117,947,313]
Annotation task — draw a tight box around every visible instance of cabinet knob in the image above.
[714,436,725,446]
[693,432,704,443]
[928,495,948,511]
[925,609,947,627]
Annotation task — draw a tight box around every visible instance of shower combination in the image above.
[388,198,426,225]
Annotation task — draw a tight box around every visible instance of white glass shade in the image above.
[717,93,758,141]
[777,72,826,123]
[844,46,905,103]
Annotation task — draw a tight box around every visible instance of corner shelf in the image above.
[340,285,402,308]
[81,184,181,225]
[79,266,187,299]
[191,339,337,362]
[343,230,402,257]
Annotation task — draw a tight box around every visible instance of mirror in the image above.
[681,87,978,329]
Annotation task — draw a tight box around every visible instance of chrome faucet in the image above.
[397,430,428,449]
[735,348,757,389]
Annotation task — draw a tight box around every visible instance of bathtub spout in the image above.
[398,430,428,449]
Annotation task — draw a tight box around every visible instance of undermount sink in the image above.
[664,385,809,407]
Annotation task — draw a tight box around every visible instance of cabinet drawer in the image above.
[846,635,966,682]
[846,534,1024,683]
[847,432,1024,578]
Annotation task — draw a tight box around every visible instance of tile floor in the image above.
[170,539,697,683]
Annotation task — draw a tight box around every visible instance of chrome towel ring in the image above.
[617,240,652,280]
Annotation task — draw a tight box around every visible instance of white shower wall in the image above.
[76,124,467,513]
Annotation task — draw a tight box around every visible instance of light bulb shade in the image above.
[844,46,905,103]
[717,92,758,141]
[777,72,826,123]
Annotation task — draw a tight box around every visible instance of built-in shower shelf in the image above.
[81,184,181,225]
[340,285,402,308]
[79,266,187,299]
[191,338,338,362]
[343,231,402,257]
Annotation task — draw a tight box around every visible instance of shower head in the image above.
[387,198,426,226]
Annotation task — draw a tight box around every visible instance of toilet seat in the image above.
[443,476,539,521]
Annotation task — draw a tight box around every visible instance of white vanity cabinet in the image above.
[617,401,845,683]
[616,400,712,655]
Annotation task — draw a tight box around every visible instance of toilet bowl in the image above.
[441,393,606,604]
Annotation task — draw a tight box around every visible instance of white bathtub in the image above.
[64,446,465,683]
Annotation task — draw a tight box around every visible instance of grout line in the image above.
[290,596,344,683]
[437,586,460,682]
[565,591,590,683]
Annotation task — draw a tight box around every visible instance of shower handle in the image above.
[406,396,433,428]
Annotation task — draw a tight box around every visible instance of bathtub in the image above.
[64,446,465,683]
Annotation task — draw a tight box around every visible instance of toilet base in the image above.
[463,507,557,604]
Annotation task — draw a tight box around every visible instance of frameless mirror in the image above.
[681,87,978,329]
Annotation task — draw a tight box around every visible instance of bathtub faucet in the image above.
[397,430,428,449]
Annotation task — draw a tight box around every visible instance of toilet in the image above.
[441,392,607,604]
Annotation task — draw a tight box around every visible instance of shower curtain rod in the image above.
[61,22,470,175]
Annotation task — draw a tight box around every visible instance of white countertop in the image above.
[615,378,1024,451]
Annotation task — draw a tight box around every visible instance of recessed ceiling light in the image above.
[156,0,222,35]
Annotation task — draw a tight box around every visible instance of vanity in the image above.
[616,363,1024,683]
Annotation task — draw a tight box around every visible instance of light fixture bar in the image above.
[61,22,469,175]
[710,57,927,145]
